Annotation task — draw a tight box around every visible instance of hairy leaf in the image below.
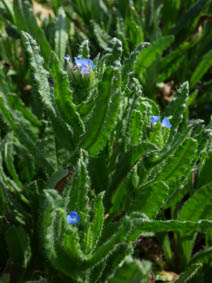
[81,66,121,157]
[14,0,51,62]
[54,7,68,62]
[22,32,74,151]
[178,182,212,221]
[51,52,85,140]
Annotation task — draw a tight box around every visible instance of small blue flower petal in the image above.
[64,54,70,61]
[74,57,96,74]
[87,59,96,69]
[150,116,160,125]
[162,117,172,128]
[81,64,90,74]
[67,211,80,224]
[74,57,85,67]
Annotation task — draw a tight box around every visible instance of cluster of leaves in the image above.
[0,0,212,282]
[67,0,212,120]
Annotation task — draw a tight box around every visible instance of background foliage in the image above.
[0,0,212,282]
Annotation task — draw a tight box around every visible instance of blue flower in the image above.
[150,116,172,128]
[162,117,172,128]
[150,116,160,125]
[67,211,80,224]
[64,54,70,62]
[74,57,96,74]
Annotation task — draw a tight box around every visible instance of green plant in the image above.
[1,1,212,282]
